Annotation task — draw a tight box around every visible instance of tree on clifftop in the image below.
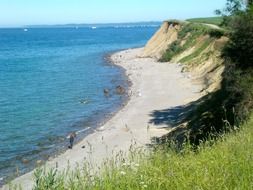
[225,6,253,69]
[247,0,253,6]
[216,0,253,69]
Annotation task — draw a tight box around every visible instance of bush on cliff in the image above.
[219,3,253,121]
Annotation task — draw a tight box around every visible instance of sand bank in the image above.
[2,48,202,189]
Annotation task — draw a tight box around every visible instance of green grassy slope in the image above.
[187,17,223,26]
[159,23,225,63]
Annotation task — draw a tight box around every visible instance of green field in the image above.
[187,17,223,26]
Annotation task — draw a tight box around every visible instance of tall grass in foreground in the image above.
[10,115,253,190]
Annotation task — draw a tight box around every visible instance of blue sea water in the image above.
[0,25,158,183]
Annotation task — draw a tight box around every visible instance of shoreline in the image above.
[2,47,203,190]
[0,49,131,187]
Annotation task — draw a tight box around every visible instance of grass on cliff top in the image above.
[187,17,223,26]
[10,114,253,190]
[159,23,224,62]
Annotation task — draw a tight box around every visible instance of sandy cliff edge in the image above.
[141,21,181,59]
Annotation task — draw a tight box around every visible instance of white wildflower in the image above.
[120,171,126,175]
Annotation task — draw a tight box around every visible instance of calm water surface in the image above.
[0,26,158,184]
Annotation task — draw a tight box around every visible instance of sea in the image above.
[0,23,159,185]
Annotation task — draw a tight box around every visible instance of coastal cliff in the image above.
[142,20,227,94]
[141,21,181,59]
[10,0,252,186]
[6,18,253,190]
[145,18,252,149]
[141,20,232,145]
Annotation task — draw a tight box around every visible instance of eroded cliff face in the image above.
[141,21,181,59]
[142,21,228,94]
[186,37,228,94]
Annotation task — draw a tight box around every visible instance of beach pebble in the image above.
[122,127,130,132]
[22,159,29,164]
[100,126,105,130]
[36,160,43,165]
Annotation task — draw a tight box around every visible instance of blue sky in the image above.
[0,0,227,27]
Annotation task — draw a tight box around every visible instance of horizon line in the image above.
[0,20,164,29]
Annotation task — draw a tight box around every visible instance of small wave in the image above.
[67,127,91,138]
[76,127,91,134]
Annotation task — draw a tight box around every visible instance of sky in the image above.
[0,0,227,27]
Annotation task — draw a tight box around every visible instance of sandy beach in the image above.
[2,48,202,190]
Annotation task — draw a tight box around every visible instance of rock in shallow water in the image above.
[104,88,110,95]
[22,159,29,164]
[116,85,126,95]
